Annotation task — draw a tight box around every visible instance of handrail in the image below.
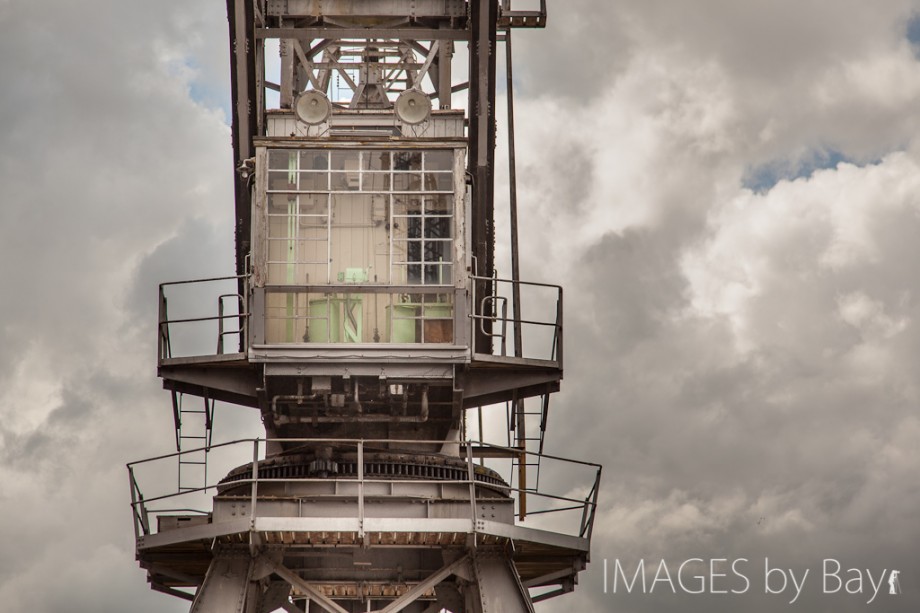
[157,274,251,363]
[479,295,508,355]
[217,293,245,354]
[469,274,563,291]
[127,437,600,542]
[159,274,250,288]
[469,274,563,363]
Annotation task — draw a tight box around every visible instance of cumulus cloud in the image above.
[0,2,235,611]
[526,4,920,610]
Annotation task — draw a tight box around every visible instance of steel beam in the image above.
[257,27,470,41]
[466,555,535,613]
[190,555,254,613]
[227,0,257,278]
[265,559,350,613]
[468,0,498,352]
[375,555,470,613]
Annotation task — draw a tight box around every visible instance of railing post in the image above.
[470,274,477,355]
[587,465,602,539]
[250,439,259,528]
[240,289,248,353]
[556,287,564,367]
[139,492,150,537]
[357,440,365,541]
[157,286,169,363]
[466,442,477,528]
[128,466,141,540]
[217,296,225,354]
[500,297,508,357]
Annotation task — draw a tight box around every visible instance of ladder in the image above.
[510,393,550,519]
[171,391,215,492]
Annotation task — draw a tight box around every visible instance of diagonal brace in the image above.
[263,558,349,613]
[291,39,323,91]
[375,555,470,613]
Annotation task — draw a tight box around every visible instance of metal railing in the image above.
[127,438,600,543]
[158,275,250,364]
[469,274,563,365]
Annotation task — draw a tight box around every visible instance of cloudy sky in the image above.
[3,1,920,611]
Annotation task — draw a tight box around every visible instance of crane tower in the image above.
[128,2,601,611]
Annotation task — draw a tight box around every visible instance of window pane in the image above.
[424,150,453,170]
[424,217,452,239]
[331,150,360,170]
[331,171,359,191]
[363,150,391,171]
[269,193,297,209]
[398,237,422,260]
[300,150,329,170]
[297,194,328,215]
[424,240,451,263]
[423,172,453,191]
[392,196,422,216]
[407,218,422,239]
[424,195,453,215]
[422,264,451,287]
[270,150,297,170]
[362,172,390,191]
[393,173,422,191]
[299,171,329,190]
[268,170,297,191]
[393,151,422,170]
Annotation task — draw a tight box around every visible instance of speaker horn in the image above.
[394,89,432,125]
[294,90,332,125]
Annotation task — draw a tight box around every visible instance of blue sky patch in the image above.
[907,14,920,44]
[907,14,920,57]
[742,149,851,193]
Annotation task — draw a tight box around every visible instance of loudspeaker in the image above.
[394,89,432,125]
[294,90,332,125]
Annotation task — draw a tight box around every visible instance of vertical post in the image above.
[499,298,508,357]
[554,287,565,368]
[280,39,294,108]
[242,265,250,353]
[357,440,365,541]
[515,394,527,521]
[250,439,260,527]
[218,296,225,354]
[466,442,478,527]
[585,466,602,540]
[437,39,453,108]
[157,286,167,362]
[505,31,530,521]
[227,0,257,280]
[477,405,485,466]
[505,30,523,360]
[469,0,498,353]
[128,466,141,540]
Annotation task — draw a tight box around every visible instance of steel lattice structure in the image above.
[128,2,600,611]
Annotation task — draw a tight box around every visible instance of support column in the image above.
[468,0,498,352]
[190,554,255,613]
[463,555,535,613]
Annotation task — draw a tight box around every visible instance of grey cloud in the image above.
[0,1,232,611]
[535,151,920,611]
